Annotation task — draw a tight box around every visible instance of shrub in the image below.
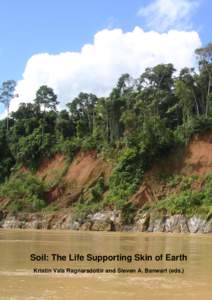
[0,173,46,213]
[55,138,79,160]
[155,183,212,216]
[81,136,97,152]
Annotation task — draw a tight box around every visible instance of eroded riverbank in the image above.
[0,210,212,233]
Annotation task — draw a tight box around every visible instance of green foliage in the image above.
[90,177,106,203]
[0,173,46,213]
[156,192,196,215]
[35,85,59,111]
[167,174,198,190]
[73,202,101,220]
[155,175,212,216]
[0,54,212,218]
[0,80,16,132]
[105,147,145,210]
[55,138,79,160]
[81,136,98,152]
[67,92,97,138]
[0,124,15,182]
[73,178,106,219]
[13,128,56,169]
[121,201,137,224]
[44,159,70,190]
[0,61,211,182]
[155,190,212,216]
[42,202,59,213]
[104,118,174,212]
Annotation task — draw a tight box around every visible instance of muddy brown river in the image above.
[0,229,211,300]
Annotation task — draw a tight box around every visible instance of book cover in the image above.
[0,1,212,299]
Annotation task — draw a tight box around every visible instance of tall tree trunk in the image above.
[6,104,9,133]
[192,90,200,117]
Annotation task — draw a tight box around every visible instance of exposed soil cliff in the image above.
[1,131,212,233]
[130,131,212,208]
[36,151,112,207]
[36,154,66,182]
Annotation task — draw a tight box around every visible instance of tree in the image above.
[195,44,212,117]
[56,110,75,139]
[0,121,15,181]
[116,73,134,96]
[34,86,59,139]
[0,80,16,132]
[105,75,134,144]
[67,92,97,137]
[34,85,59,111]
[137,64,177,128]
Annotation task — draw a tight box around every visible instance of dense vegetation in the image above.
[0,44,212,218]
[153,174,212,217]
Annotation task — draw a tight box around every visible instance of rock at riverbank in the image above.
[0,209,211,233]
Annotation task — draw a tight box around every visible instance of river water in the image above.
[0,229,211,300]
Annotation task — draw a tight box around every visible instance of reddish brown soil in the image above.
[19,166,30,174]
[145,131,212,178]
[182,132,212,175]
[0,197,10,208]
[130,131,212,207]
[44,186,65,204]
[36,154,66,182]
[15,131,212,209]
[16,151,112,206]
[65,151,111,188]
